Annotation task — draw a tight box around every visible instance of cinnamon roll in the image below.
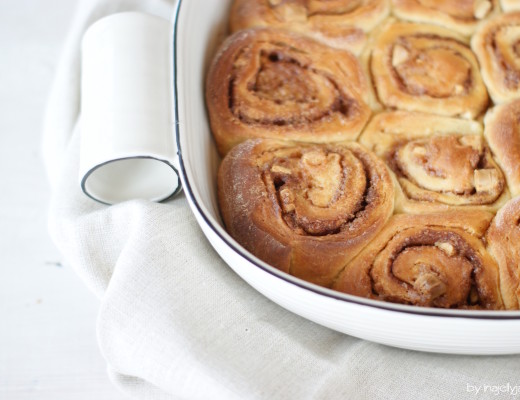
[229,0,390,55]
[206,28,372,156]
[369,21,489,118]
[218,139,394,287]
[359,111,510,213]
[391,0,499,36]
[487,196,520,310]
[483,99,520,196]
[332,211,504,309]
[471,12,520,104]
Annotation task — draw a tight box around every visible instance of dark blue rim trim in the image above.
[172,0,520,320]
[81,156,181,205]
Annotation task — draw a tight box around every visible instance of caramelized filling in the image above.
[254,52,318,103]
[230,45,357,126]
[370,228,487,308]
[258,146,375,236]
[389,135,505,205]
[391,37,472,98]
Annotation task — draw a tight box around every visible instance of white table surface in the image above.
[0,1,128,399]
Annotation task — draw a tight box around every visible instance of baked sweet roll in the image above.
[229,0,390,55]
[472,12,520,104]
[484,100,520,196]
[391,0,499,36]
[359,111,510,213]
[369,21,489,118]
[487,196,520,310]
[206,28,372,156]
[332,211,504,309]
[500,0,520,12]
[218,139,394,287]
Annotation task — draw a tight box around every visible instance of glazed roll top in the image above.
[391,0,499,36]
[370,21,489,118]
[333,212,504,309]
[206,28,372,156]
[230,0,390,55]
[218,139,394,287]
[472,12,520,104]
[487,196,520,310]
[360,111,509,213]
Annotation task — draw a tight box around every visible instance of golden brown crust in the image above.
[486,196,520,309]
[471,12,520,104]
[208,4,520,311]
[359,111,510,213]
[332,211,504,309]
[206,28,372,156]
[392,0,500,36]
[218,139,394,287]
[484,100,520,196]
[229,0,390,55]
[369,21,489,118]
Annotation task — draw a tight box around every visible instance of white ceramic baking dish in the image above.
[172,0,520,354]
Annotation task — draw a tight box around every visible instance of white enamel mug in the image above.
[79,12,181,204]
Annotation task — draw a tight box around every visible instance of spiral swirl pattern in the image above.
[333,212,503,309]
[206,28,372,155]
[370,21,489,118]
[360,111,509,213]
[218,139,394,286]
[472,12,520,104]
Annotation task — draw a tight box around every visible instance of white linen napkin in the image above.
[44,0,520,399]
